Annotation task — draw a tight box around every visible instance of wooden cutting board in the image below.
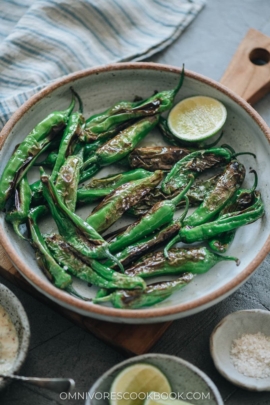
[0,28,269,356]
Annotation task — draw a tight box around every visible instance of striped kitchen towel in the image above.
[0,0,205,128]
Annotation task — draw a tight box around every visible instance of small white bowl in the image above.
[85,353,223,405]
[0,283,30,391]
[210,310,270,391]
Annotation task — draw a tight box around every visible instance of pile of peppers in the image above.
[0,69,265,309]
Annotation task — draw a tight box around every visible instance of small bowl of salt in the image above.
[210,309,270,391]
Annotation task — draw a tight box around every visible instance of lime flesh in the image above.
[110,364,171,405]
[168,96,227,142]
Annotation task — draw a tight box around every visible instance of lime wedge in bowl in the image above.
[110,364,171,405]
[168,96,227,143]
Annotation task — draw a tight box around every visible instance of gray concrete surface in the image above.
[1,0,270,404]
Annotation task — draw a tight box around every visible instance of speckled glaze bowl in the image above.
[210,310,270,391]
[0,63,269,323]
[85,353,223,405]
[0,283,30,391]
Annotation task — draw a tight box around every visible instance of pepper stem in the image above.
[178,196,190,223]
[233,151,256,159]
[82,155,98,170]
[12,221,28,241]
[249,170,258,192]
[163,234,181,259]
[214,252,240,266]
[66,95,76,116]
[170,175,195,207]
[173,64,185,96]
[66,285,92,301]
[93,294,113,304]
[104,248,125,273]
[70,87,83,114]
[221,144,235,154]
[204,131,224,148]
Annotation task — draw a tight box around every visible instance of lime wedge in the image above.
[144,392,193,405]
[110,364,171,405]
[168,96,227,142]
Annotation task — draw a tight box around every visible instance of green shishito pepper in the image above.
[77,168,152,204]
[103,220,182,269]
[161,147,233,195]
[28,206,89,301]
[55,155,83,212]
[0,98,75,210]
[40,169,124,271]
[45,234,145,290]
[85,68,185,139]
[86,170,163,233]
[34,151,58,168]
[94,273,194,309]
[176,191,264,245]
[50,112,85,182]
[208,170,258,253]
[160,145,255,197]
[120,146,192,171]
[82,115,160,172]
[5,176,32,239]
[183,160,246,228]
[27,111,86,205]
[107,178,193,254]
[129,172,222,217]
[125,247,239,279]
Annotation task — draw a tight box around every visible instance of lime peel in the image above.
[110,364,171,405]
[168,96,227,142]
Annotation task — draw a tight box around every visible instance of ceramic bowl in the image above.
[85,353,223,405]
[0,62,270,323]
[210,309,270,391]
[0,283,30,390]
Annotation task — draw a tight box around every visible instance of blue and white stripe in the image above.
[0,0,205,128]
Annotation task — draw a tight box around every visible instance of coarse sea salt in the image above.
[230,332,270,379]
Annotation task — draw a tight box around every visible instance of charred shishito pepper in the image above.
[82,115,160,173]
[0,98,75,210]
[183,160,246,227]
[121,146,192,171]
[5,176,32,239]
[107,178,193,255]
[94,273,194,309]
[161,147,233,195]
[125,247,239,279]
[45,234,145,290]
[178,191,264,244]
[55,155,83,212]
[129,173,222,217]
[208,170,258,253]
[77,168,152,204]
[86,171,163,232]
[28,206,88,300]
[103,220,182,269]
[40,169,124,271]
[84,68,185,139]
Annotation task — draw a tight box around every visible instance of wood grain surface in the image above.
[221,29,270,104]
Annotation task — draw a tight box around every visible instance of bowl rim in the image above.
[210,309,270,391]
[85,353,224,405]
[0,62,270,320]
[0,283,30,390]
